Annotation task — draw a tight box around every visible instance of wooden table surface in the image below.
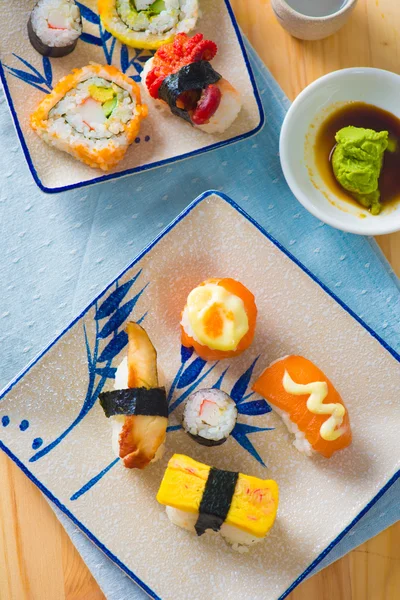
[1,1,399,599]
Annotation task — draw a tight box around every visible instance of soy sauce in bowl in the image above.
[286,0,347,18]
[315,102,400,212]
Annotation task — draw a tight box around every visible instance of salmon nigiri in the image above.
[252,355,352,458]
[181,278,257,362]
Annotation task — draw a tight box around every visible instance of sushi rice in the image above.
[165,506,265,553]
[98,0,199,49]
[29,0,82,49]
[111,356,165,462]
[30,64,148,170]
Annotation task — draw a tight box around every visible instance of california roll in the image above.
[30,64,148,170]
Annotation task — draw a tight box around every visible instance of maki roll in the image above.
[30,64,148,171]
[99,322,168,469]
[252,355,352,458]
[98,0,199,50]
[181,278,257,361]
[142,33,242,133]
[183,389,237,446]
[157,454,279,552]
[28,0,82,58]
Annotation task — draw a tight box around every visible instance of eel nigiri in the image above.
[252,355,352,458]
[181,278,257,361]
[157,454,279,553]
[99,322,168,468]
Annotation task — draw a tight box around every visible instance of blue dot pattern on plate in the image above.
[1,415,10,427]
[19,419,29,431]
[32,437,43,450]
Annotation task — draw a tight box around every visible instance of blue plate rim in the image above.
[0,189,399,600]
[0,0,265,195]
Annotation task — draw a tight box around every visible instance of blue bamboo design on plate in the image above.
[70,349,273,501]
[4,3,154,93]
[30,269,148,463]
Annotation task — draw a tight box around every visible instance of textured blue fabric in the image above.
[0,39,399,600]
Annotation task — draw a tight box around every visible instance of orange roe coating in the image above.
[146,33,218,99]
[181,278,257,362]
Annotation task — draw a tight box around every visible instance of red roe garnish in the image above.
[147,33,219,99]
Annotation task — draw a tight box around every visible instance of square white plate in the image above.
[0,1,263,193]
[0,191,399,600]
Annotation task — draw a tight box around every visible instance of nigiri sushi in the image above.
[157,454,279,553]
[182,388,238,446]
[252,355,352,458]
[181,278,257,361]
[99,322,168,468]
[141,33,242,133]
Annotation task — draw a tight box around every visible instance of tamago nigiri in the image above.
[253,355,352,458]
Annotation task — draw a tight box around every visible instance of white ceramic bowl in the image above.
[280,67,400,235]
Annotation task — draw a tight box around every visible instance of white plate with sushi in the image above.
[0,191,399,600]
[0,0,263,193]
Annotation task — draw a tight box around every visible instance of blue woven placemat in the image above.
[0,39,399,600]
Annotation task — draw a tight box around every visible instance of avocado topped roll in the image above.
[30,64,148,171]
[98,0,199,49]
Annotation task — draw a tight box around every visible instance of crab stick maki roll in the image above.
[157,454,279,552]
[99,322,168,469]
[28,0,82,58]
[30,64,148,171]
[183,389,237,446]
[142,33,242,133]
[98,0,199,50]
[253,356,352,458]
[181,278,257,361]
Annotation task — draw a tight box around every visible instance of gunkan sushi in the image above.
[253,355,352,458]
[141,33,242,133]
[99,322,168,469]
[157,454,279,552]
[181,278,257,361]
[28,0,82,58]
[98,0,199,50]
[30,64,148,170]
[183,388,237,446]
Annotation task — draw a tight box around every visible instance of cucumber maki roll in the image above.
[30,64,148,171]
[142,33,242,133]
[28,0,82,58]
[98,0,199,50]
[183,389,238,446]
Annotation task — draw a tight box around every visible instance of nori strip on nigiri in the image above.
[99,387,168,418]
[158,61,221,124]
[195,468,239,536]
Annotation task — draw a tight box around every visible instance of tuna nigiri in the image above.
[252,355,352,458]
[181,278,257,361]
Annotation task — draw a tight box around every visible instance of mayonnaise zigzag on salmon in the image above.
[252,355,352,458]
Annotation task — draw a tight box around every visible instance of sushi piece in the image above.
[182,388,237,447]
[181,278,257,361]
[98,0,199,50]
[28,0,82,58]
[252,355,352,458]
[30,64,148,171]
[157,454,279,553]
[141,33,242,133]
[29,64,147,169]
[99,322,168,469]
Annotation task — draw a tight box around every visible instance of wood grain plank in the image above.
[0,1,399,599]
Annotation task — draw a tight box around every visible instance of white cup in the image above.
[271,0,358,41]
